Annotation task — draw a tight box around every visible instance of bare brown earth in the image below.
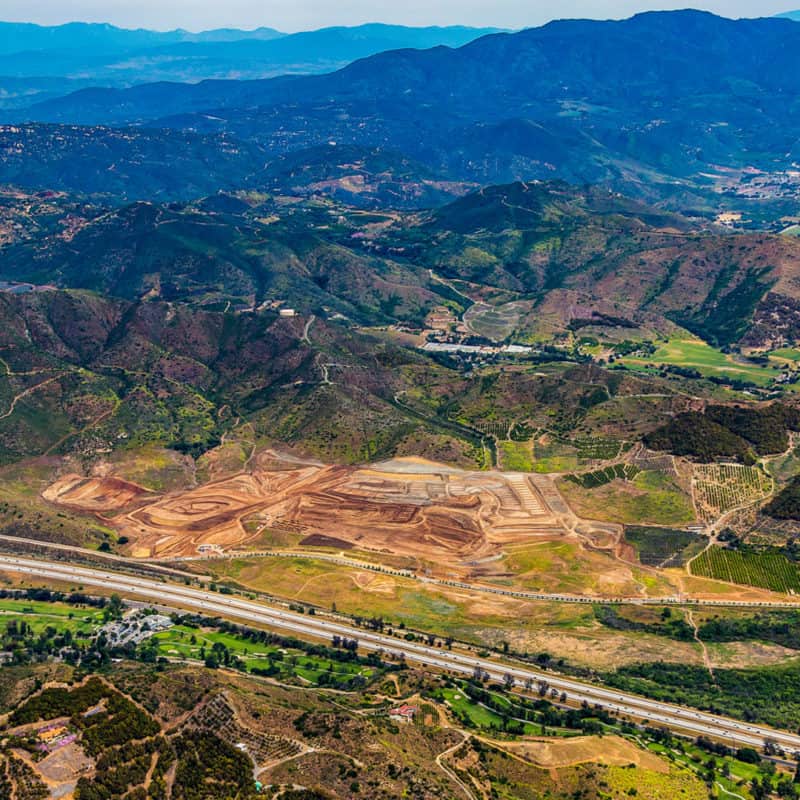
[44,452,570,567]
[42,473,150,513]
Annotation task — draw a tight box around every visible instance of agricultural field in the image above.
[558,469,695,526]
[566,463,640,489]
[498,439,534,471]
[691,546,800,594]
[618,336,783,386]
[629,449,677,473]
[463,300,526,341]
[573,436,626,460]
[532,436,579,473]
[692,462,773,522]
[476,419,514,438]
[624,526,707,567]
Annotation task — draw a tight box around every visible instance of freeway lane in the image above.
[3,555,800,752]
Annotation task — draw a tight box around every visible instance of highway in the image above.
[4,554,800,752]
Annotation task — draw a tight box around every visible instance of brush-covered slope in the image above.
[381,182,800,347]
[0,194,447,325]
[0,288,693,468]
[0,290,426,464]
[5,180,800,349]
[0,123,268,200]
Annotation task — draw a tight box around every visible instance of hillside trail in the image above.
[685,608,716,685]
[435,730,476,800]
[301,315,315,344]
[44,397,120,455]
[0,373,63,421]
[0,355,60,377]
[715,783,747,800]
[682,535,714,601]
[427,268,485,306]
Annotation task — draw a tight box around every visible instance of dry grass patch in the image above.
[494,734,668,771]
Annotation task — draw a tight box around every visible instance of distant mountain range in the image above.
[0,21,283,54]
[4,10,800,217]
[0,21,503,108]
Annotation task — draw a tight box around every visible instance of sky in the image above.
[1,0,798,32]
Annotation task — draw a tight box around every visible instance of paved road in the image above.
[4,554,800,752]
[0,533,203,580]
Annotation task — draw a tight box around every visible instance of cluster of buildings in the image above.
[424,306,467,338]
[36,723,77,753]
[101,611,173,648]
[389,704,418,723]
[422,342,532,356]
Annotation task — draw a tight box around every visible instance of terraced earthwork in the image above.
[45,452,568,569]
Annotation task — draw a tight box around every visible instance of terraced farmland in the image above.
[476,420,513,437]
[624,526,706,567]
[692,463,772,522]
[691,546,800,594]
[573,437,626,460]
[190,692,304,767]
[567,463,640,489]
[463,301,526,341]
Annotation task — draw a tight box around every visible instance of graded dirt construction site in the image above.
[44,452,574,568]
[42,473,150,513]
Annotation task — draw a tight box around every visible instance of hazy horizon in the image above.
[1,1,798,34]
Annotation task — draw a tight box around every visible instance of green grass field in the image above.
[768,347,800,363]
[620,337,781,386]
[532,438,579,473]
[498,440,534,471]
[0,599,106,635]
[154,624,376,685]
[559,469,695,526]
[436,685,565,736]
[691,546,800,594]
